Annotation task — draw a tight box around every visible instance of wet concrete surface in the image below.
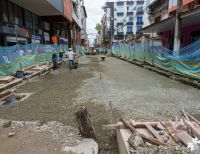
[0,55,200,153]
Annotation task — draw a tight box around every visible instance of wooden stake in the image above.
[75,106,96,140]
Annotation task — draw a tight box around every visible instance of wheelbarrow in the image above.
[101,56,106,61]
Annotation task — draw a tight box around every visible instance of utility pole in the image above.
[173,0,183,55]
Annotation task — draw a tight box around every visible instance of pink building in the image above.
[143,0,200,50]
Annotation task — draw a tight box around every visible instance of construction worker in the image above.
[67,48,75,70]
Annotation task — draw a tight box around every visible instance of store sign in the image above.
[32,35,42,40]
[0,25,29,37]
[51,36,58,43]
[6,36,27,43]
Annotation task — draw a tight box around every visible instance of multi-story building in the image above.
[71,0,87,50]
[80,4,88,46]
[143,0,200,50]
[102,0,149,46]
[0,0,87,51]
[0,0,72,47]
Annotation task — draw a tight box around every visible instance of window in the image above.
[32,14,39,29]
[127,26,133,32]
[137,17,143,22]
[8,2,14,24]
[24,10,33,28]
[129,17,133,22]
[0,0,8,22]
[118,27,123,33]
[8,2,23,25]
[137,6,144,12]
[117,2,124,6]
[127,1,134,5]
[117,12,124,16]
[14,5,23,25]
[137,1,144,5]
[137,26,142,31]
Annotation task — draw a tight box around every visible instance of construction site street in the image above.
[0,55,200,153]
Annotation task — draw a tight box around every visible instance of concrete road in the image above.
[0,55,199,153]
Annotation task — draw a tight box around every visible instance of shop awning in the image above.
[9,0,64,16]
[142,6,200,33]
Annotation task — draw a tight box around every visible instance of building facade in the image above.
[0,0,71,47]
[102,0,149,46]
[71,0,88,51]
[0,0,87,51]
[143,0,200,50]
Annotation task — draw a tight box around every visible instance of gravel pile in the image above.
[73,70,200,121]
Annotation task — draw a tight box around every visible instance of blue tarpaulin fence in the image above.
[112,39,200,79]
[0,43,68,75]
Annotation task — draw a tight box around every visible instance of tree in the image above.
[95,23,102,32]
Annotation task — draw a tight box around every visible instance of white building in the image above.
[103,0,149,42]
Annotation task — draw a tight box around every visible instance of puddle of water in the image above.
[1,93,32,106]
[3,95,17,105]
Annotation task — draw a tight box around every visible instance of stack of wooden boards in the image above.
[103,110,200,154]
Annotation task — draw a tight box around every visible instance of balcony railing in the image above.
[127,31,133,35]
[136,22,144,25]
[136,11,144,15]
[127,12,134,16]
[117,32,124,35]
[127,22,133,25]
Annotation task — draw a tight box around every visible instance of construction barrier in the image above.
[96,47,109,53]
[112,38,200,79]
[0,43,68,75]
[76,45,86,55]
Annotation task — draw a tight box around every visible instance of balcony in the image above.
[117,32,124,35]
[127,21,133,25]
[136,22,144,25]
[117,2,124,6]
[117,23,123,26]
[137,1,144,5]
[127,12,134,16]
[127,1,134,5]
[117,12,124,16]
[137,11,144,15]
[127,31,133,35]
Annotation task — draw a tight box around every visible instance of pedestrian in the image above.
[52,53,58,70]
[59,50,64,63]
[67,48,75,70]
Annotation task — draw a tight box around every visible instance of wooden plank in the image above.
[128,120,165,146]
[145,123,165,143]
[181,110,190,120]
[176,131,193,147]
[0,90,12,100]
[182,110,200,125]
[120,119,145,148]
[157,123,177,144]
[102,121,161,130]
[183,119,200,140]
[0,78,23,93]
[161,122,180,144]
[117,128,131,154]
[0,76,15,84]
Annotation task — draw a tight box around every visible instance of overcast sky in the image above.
[84,0,105,42]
